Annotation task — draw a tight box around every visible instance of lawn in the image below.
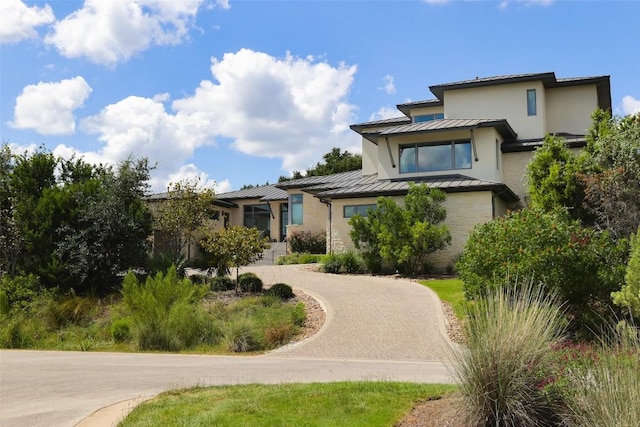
[420,278,466,318]
[119,382,456,427]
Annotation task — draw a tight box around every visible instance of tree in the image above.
[612,225,640,318]
[150,178,216,263]
[279,147,362,182]
[0,145,20,277]
[526,135,589,221]
[199,226,270,293]
[580,113,640,239]
[349,183,451,275]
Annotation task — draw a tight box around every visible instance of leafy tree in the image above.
[279,147,362,182]
[199,226,270,292]
[580,113,640,239]
[150,178,216,263]
[526,135,589,221]
[349,184,451,275]
[0,145,20,277]
[612,225,640,318]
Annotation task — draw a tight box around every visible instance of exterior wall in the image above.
[225,198,286,242]
[362,138,378,175]
[329,191,496,271]
[546,85,598,135]
[444,81,546,139]
[286,190,327,240]
[410,106,445,119]
[502,150,533,203]
[375,128,502,182]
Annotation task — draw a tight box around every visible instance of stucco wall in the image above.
[546,85,598,135]
[362,138,378,175]
[444,81,546,139]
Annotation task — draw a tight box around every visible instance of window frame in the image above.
[399,139,472,174]
[413,113,444,123]
[290,194,303,225]
[343,204,377,218]
[527,89,537,116]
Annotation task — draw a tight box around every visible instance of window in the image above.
[496,139,500,171]
[527,89,537,116]
[399,140,472,173]
[290,194,303,225]
[343,204,376,218]
[414,113,444,123]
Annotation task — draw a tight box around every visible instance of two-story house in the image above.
[212,72,611,269]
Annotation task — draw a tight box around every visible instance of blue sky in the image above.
[1,0,639,193]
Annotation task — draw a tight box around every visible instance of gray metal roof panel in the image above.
[217,184,288,201]
[362,118,517,140]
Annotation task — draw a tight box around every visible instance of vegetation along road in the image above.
[0,265,457,427]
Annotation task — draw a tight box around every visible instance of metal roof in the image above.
[356,118,517,142]
[275,170,364,190]
[313,174,519,201]
[396,98,443,116]
[217,184,288,202]
[146,192,238,208]
[350,116,411,131]
[502,133,587,153]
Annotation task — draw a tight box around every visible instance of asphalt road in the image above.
[0,265,457,427]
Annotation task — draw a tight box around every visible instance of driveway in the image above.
[0,265,457,427]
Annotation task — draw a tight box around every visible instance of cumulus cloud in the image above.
[166,164,230,194]
[369,106,403,121]
[622,95,640,115]
[0,0,55,44]
[380,75,396,95]
[45,0,205,66]
[11,76,92,135]
[173,48,360,173]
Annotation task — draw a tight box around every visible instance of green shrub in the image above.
[457,207,627,311]
[0,274,41,311]
[289,230,326,254]
[321,253,342,274]
[222,318,261,352]
[266,283,294,300]
[47,295,98,327]
[449,284,566,427]
[291,302,307,326]
[210,275,234,292]
[188,274,208,285]
[0,290,9,315]
[121,265,209,351]
[612,225,640,317]
[338,251,364,274]
[276,253,323,265]
[110,318,133,343]
[238,272,263,293]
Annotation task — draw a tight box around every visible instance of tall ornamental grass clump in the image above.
[121,266,217,351]
[561,323,640,427]
[450,284,566,427]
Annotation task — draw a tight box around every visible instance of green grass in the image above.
[420,278,466,318]
[119,382,456,427]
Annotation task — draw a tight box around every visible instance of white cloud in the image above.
[423,0,450,4]
[45,0,205,66]
[369,106,402,121]
[499,0,555,9]
[11,76,92,135]
[379,75,396,95]
[166,164,229,193]
[173,48,360,173]
[622,95,640,115]
[0,0,55,44]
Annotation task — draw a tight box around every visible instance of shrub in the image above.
[457,207,627,312]
[0,273,41,311]
[276,253,323,265]
[612,225,640,317]
[238,272,263,293]
[266,283,294,300]
[449,284,566,427]
[210,275,234,292]
[264,323,294,347]
[321,253,342,274]
[289,230,326,254]
[222,318,261,352]
[0,290,9,315]
[47,295,98,327]
[339,251,365,274]
[110,318,133,343]
[290,302,307,326]
[121,265,209,351]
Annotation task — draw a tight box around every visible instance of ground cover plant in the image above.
[0,268,306,353]
[119,382,456,427]
[276,252,323,265]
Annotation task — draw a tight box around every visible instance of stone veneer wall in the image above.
[502,151,533,203]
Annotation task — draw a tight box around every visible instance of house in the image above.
[209,72,612,269]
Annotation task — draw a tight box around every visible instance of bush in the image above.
[321,252,364,274]
[238,272,263,293]
[0,274,41,311]
[289,230,326,254]
[222,318,261,352]
[266,283,294,300]
[321,253,342,274]
[47,295,98,327]
[211,275,234,292]
[110,318,133,343]
[457,207,627,312]
[264,323,294,347]
[121,265,209,351]
[450,284,566,426]
[276,253,323,265]
[612,225,640,317]
[0,290,9,315]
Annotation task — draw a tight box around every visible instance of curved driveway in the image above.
[0,265,457,427]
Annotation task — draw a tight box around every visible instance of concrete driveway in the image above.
[0,265,457,427]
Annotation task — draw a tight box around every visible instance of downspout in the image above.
[385,137,396,168]
[319,198,332,254]
[470,129,479,162]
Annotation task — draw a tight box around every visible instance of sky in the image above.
[1,0,639,194]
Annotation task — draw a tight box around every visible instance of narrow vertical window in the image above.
[496,139,500,170]
[527,89,537,116]
[290,194,303,225]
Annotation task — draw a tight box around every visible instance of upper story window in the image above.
[290,194,303,225]
[527,89,537,116]
[414,113,444,123]
[343,204,377,218]
[399,140,472,173]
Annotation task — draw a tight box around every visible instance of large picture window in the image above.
[290,194,303,225]
[399,140,472,173]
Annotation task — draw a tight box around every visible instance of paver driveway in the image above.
[0,265,457,427]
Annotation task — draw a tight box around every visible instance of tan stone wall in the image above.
[502,151,533,203]
[286,191,328,240]
[329,197,379,253]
